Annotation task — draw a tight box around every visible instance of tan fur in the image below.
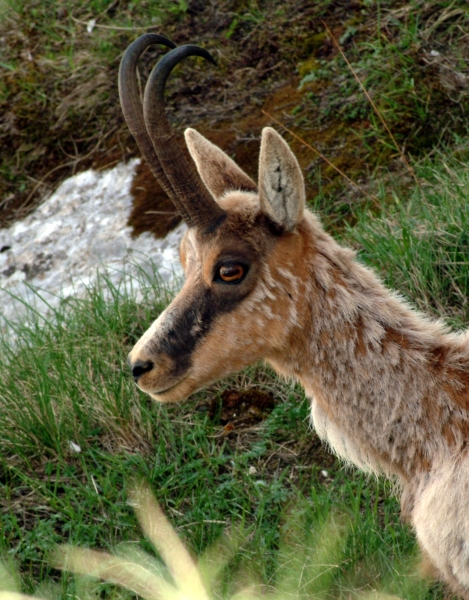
[128,127,469,598]
[185,128,257,198]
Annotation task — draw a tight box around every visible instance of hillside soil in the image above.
[1,0,468,236]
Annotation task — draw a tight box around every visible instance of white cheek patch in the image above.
[277,265,300,288]
[243,267,278,322]
[131,305,175,356]
[275,266,304,328]
[239,261,306,334]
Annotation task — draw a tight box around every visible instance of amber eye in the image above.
[217,264,246,284]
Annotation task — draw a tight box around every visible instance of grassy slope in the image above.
[1,0,469,598]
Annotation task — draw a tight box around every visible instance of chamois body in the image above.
[267,208,469,595]
[135,189,469,597]
[119,37,469,597]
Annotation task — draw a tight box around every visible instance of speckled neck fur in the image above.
[268,212,469,481]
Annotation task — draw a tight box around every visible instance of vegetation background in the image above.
[1,0,469,598]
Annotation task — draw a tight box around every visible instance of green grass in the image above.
[294,0,469,206]
[298,0,469,156]
[345,145,469,327]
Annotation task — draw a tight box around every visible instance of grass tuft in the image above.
[346,148,469,325]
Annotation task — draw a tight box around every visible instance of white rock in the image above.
[0,159,186,337]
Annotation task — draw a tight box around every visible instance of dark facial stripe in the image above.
[152,278,247,379]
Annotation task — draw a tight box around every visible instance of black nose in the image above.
[129,359,154,382]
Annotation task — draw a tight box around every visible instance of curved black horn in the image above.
[118,34,194,226]
[143,45,227,232]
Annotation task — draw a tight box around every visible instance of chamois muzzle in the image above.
[119,35,226,232]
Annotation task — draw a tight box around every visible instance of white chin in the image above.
[147,379,190,403]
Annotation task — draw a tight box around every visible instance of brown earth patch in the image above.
[209,387,276,430]
[128,161,183,238]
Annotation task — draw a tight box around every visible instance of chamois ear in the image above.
[184,128,257,200]
[258,127,305,231]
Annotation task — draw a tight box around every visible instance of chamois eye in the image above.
[216,263,247,284]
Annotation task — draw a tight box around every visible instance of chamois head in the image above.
[120,35,309,402]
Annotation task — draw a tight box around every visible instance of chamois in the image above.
[119,34,469,598]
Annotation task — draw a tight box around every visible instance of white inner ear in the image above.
[258,127,305,231]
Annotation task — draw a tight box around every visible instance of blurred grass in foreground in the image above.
[0,482,428,600]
